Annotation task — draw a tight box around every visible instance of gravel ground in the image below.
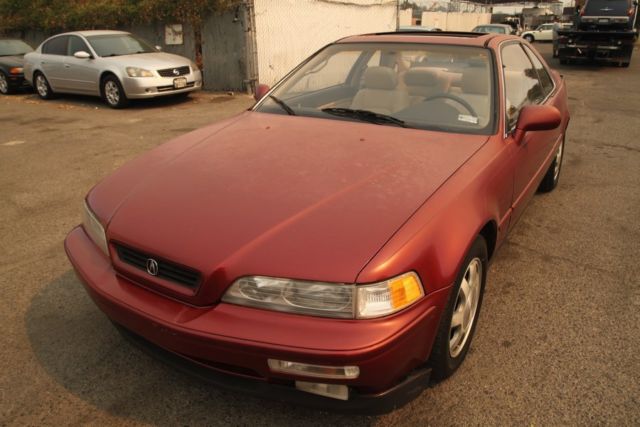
[1,43,639,426]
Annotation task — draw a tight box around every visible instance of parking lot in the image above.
[1,43,639,425]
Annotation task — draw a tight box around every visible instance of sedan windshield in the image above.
[255,43,494,134]
[0,39,33,56]
[86,34,156,57]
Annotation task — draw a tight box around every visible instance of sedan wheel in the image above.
[102,76,129,109]
[538,136,564,193]
[34,73,54,100]
[428,236,488,380]
[524,34,534,43]
[449,258,482,358]
[0,72,11,94]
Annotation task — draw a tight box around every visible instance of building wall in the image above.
[399,9,413,26]
[421,11,491,31]
[252,0,397,86]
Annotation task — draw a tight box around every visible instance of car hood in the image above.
[101,52,191,69]
[0,55,25,68]
[92,112,488,305]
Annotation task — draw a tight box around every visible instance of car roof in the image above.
[337,31,515,47]
[50,30,129,38]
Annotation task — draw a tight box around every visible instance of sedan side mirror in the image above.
[254,83,270,102]
[74,51,91,59]
[513,105,562,144]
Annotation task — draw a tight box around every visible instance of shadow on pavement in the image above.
[25,270,376,426]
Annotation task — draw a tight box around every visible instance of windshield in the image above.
[0,39,33,56]
[86,34,156,57]
[255,42,495,135]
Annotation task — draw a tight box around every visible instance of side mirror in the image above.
[254,83,270,102]
[155,45,162,51]
[73,51,91,59]
[513,105,562,144]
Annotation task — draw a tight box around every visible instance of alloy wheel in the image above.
[0,73,8,94]
[35,75,48,97]
[449,258,482,358]
[104,81,120,106]
[553,139,564,182]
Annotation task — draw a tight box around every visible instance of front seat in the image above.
[403,67,446,104]
[350,66,409,115]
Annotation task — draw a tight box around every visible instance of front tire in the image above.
[538,136,565,193]
[0,71,13,95]
[34,72,55,100]
[102,75,129,109]
[524,34,534,43]
[428,236,488,381]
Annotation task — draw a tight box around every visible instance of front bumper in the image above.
[7,73,30,90]
[122,69,203,99]
[65,226,445,413]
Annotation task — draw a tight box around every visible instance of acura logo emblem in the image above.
[146,258,159,276]
[172,68,180,76]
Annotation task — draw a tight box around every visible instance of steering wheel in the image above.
[422,93,478,118]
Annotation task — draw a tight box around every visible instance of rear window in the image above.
[584,0,632,15]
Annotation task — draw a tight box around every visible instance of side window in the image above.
[287,50,361,93]
[42,36,68,55]
[523,45,555,96]
[502,43,545,130]
[68,36,90,56]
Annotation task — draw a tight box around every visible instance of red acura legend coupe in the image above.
[65,31,569,413]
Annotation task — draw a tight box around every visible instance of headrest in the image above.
[363,66,397,90]
[461,65,489,95]
[403,68,440,88]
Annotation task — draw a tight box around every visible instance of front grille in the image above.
[157,66,190,77]
[115,244,200,289]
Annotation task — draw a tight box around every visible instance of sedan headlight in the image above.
[222,272,424,319]
[82,201,109,255]
[126,67,154,77]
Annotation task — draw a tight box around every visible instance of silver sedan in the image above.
[24,30,202,108]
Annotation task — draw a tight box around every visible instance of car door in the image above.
[539,24,553,40]
[63,35,100,95]
[502,42,561,229]
[39,35,69,90]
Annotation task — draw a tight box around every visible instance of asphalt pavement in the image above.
[0,43,639,426]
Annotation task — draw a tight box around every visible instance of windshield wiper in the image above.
[268,95,296,116]
[321,107,406,127]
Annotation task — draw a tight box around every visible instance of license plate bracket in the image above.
[174,77,187,89]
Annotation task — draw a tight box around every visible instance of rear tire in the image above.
[428,236,488,381]
[0,71,13,95]
[34,72,55,100]
[538,136,565,193]
[102,75,129,109]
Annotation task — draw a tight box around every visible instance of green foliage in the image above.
[0,0,235,32]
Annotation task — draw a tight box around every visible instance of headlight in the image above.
[221,272,424,319]
[82,201,109,255]
[126,67,154,77]
[9,67,23,75]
